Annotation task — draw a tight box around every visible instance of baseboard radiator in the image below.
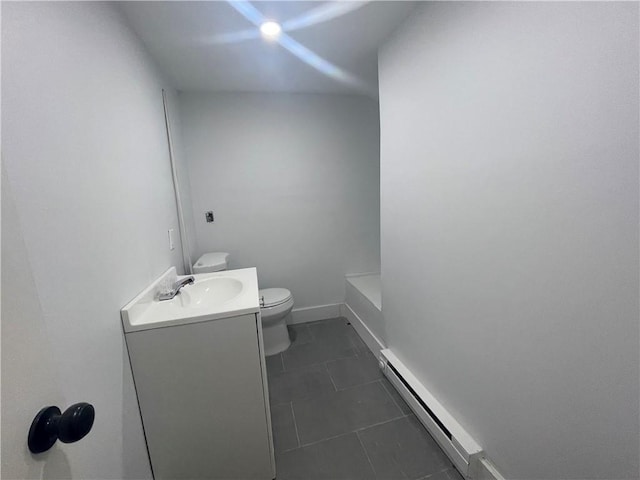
[379,349,483,478]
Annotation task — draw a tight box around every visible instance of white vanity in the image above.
[121,267,274,480]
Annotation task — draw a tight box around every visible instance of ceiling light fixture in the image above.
[260,21,281,39]
[225,0,371,94]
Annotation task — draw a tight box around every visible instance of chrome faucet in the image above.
[158,276,195,301]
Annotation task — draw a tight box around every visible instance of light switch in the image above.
[168,229,175,251]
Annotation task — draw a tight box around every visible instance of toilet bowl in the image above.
[192,252,293,356]
[259,288,293,356]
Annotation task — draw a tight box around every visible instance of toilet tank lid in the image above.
[194,252,229,270]
[259,288,292,307]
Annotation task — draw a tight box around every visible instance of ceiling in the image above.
[118,1,417,96]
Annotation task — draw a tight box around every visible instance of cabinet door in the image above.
[126,314,273,480]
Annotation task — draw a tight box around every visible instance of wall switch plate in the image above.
[205,211,214,223]
[168,229,175,251]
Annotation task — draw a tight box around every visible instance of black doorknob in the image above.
[28,403,95,454]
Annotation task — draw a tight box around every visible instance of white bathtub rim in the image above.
[346,274,382,311]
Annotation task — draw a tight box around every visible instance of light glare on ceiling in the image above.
[260,21,281,39]
[224,0,372,94]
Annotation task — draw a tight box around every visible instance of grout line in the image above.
[353,413,411,433]
[298,430,356,449]
[278,352,356,374]
[290,401,301,449]
[282,350,359,374]
[324,362,339,392]
[379,378,407,414]
[296,413,411,450]
[333,377,383,392]
[355,430,377,477]
[418,466,458,480]
[278,445,302,454]
[274,372,388,409]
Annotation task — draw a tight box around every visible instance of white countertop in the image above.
[121,267,260,333]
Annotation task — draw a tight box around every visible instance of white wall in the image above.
[1,165,70,479]
[2,2,185,478]
[379,3,639,479]
[179,93,380,309]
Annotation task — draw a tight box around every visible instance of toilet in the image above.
[193,252,293,356]
[258,287,293,356]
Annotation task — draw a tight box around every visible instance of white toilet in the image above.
[193,252,293,356]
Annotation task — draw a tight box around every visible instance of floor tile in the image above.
[307,317,352,341]
[447,468,464,480]
[269,363,335,406]
[309,316,369,354]
[270,403,299,453]
[358,415,451,479]
[380,377,413,415]
[288,324,314,345]
[326,352,383,390]
[265,353,284,376]
[346,326,370,354]
[418,468,464,480]
[282,333,356,370]
[293,381,402,445]
[275,433,375,480]
[270,318,454,480]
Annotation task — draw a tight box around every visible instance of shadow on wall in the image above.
[39,446,72,480]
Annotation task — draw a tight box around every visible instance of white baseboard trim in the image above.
[340,303,386,358]
[345,271,380,279]
[470,457,505,480]
[289,303,342,324]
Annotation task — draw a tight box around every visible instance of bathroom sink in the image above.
[121,267,260,332]
[179,277,243,308]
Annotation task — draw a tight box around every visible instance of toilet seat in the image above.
[259,288,292,308]
[193,252,229,273]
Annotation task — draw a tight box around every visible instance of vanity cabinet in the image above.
[125,312,274,480]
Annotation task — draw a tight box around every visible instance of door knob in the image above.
[28,403,95,454]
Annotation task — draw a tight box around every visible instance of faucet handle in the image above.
[172,276,194,289]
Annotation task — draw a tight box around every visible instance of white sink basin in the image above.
[121,267,260,332]
[178,277,243,308]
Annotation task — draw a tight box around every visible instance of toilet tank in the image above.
[193,252,229,274]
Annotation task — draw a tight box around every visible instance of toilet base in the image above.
[262,312,292,356]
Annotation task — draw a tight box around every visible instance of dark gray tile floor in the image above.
[267,317,463,480]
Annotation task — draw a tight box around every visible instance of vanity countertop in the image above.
[121,267,260,333]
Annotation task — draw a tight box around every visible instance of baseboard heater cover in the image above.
[379,349,483,478]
